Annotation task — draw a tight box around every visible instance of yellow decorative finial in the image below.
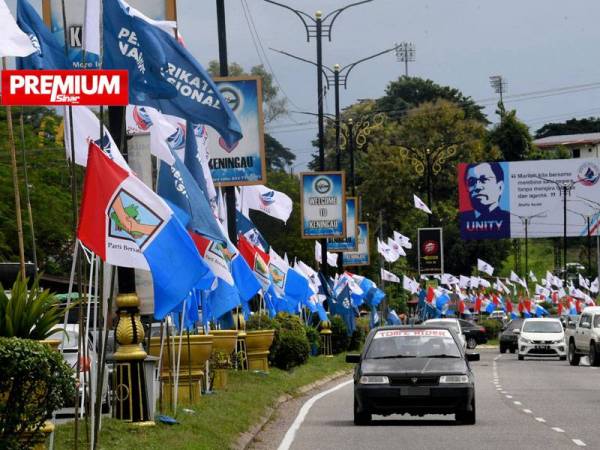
[315,10,322,19]
[334,64,340,71]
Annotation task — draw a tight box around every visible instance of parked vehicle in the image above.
[565,306,600,366]
[517,318,566,361]
[458,319,487,349]
[488,310,508,322]
[346,326,479,425]
[499,319,523,353]
[423,318,467,350]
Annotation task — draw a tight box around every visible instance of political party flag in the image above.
[413,194,432,214]
[315,241,338,267]
[387,237,406,257]
[529,270,538,283]
[136,107,178,165]
[377,238,398,263]
[83,0,101,55]
[477,258,494,276]
[184,122,216,204]
[579,273,590,290]
[63,106,128,168]
[16,0,67,69]
[381,268,400,283]
[77,142,214,319]
[0,0,35,57]
[240,185,293,224]
[238,234,271,291]
[402,276,419,294]
[103,0,242,146]
[591,277,599,294]
[510,271,527,289]
[189,233,233,285]
[236,210,269,251]
[157,156,226,244]
[393,231,412,249]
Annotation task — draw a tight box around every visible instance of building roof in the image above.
[533,132,600,148]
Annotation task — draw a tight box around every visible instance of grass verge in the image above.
[53,353,351,450]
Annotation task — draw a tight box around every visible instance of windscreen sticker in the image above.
[374,329,452,339]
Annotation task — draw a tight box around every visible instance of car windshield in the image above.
[366,329,461,359]
[505,320,523,330]
[522,321,562,333]
[424,320,459,334]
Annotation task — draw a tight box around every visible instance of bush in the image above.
[245,313,278,331]
[304,326,320,355]
[479,319,503,340]
[268,313,310,370]
[329,316,350,354]
[349,316,370,351]
[0,337,76,448]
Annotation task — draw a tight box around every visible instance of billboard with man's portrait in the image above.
[458,159,600,240]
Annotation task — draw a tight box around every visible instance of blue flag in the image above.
[236,210,269,250]
[331,285,356,336]
[183,121,211,201]
[207,279,240,321]
[16,0,67,70]
[158,156,226,243]
[103,0,242,146]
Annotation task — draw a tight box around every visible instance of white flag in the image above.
[441,273,459,286]
[268,248,289,296]
[479,278,491,288]
[64,106,128,169]
[591,277,599,294]
[0,0,35,57]
[82,0,100,55]
[240,185,293,223]
[477,258,494,276]
[193,124,218,203]
[387,237,406,257]
[381,268,400,283]
[579,273,590,290]
[413,194,432,214]
[459,275,470,289]
[470,276,480,288]
[403,275,419,294]
[510,271,527,288]
[393,231,412,249]
[315,241,338,267]
[535,284,551,298]
[377,238,398,263]
[529,270,537,282]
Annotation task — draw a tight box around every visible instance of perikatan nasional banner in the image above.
[458,158,600,240]
[343,222,369,266]
[301,171,346,238]
[206,76,266,186]
[327,197,358,252]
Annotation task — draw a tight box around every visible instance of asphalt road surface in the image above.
[253,349,599,450]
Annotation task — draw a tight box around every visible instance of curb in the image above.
[234,368,352,450]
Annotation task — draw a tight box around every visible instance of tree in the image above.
[487,104,534,161]
[535,117,600,139]
[207,61,287,123]
[377,76,488,123]
[265,133,295,171]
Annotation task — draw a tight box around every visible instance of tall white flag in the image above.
[413,194,432,214]
[529,270,538,283]
[477,258,494,276]
[377,238,398,263]
[315,241,338,267]
[240,185,293,223]
[591,277,599,294]
[381,268,400,283]
[402,275,420,294]
[0,0,35,57]
[393,231,412,249]
[387,237,406,257]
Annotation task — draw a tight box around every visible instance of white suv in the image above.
[517,318,566,361]
[423,318,466,351]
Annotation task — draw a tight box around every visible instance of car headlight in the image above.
[439,375,469,384]
[359,375,389,385]
[551,339,564,344]
[520,337,532,344]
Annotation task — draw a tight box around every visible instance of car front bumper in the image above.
[519,341,566,357]
[355,383,474,416]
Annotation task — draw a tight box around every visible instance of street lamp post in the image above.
[264,0,374,276]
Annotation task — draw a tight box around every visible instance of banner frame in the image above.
[342,222,370,267]
[418,227,444,276]
[300,171,346,239]
[327,196,359,252]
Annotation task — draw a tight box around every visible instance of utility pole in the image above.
[489,75,507,106]
[216,0,237,245]
[378,210,386,324]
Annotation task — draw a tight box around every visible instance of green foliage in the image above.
[349,316,369,351]
[0,274,68,340]
[329,316,350,354]
[264,133,295,171]
[0,337,76,448]
[479,319,503,340]
[304,325,320,352]
[269,313,310,370]
[245,313,277,331]
[210,349,232,370]
[535,116,600,139]
[487,105,534,161]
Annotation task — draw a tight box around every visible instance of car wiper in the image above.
[371,355,416,359]
[425,354,461,358]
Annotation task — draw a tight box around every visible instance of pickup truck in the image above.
[565,306,600,366]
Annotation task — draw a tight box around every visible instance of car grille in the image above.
[389,376,439,386]
[532,340,556,345]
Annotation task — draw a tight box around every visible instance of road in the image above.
[252,350,599,450]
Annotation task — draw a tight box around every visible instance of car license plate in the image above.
[401,387,430,396]
[535,345,549,350]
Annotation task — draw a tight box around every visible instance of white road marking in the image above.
[513,401,522,405]
[501,391,508,394]
[523,409,532,414]
[572,439,586,446]
[552,427,565,433]
[506,395,513,399]
[278,379,353,450]
[535,417,546,423]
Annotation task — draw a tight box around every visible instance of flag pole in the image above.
[2,57,27,278]
[18,108,38,269]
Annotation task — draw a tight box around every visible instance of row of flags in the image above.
[377,231,412,263]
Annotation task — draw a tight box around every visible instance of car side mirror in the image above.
[346,354,361,364]
[513,329,520,334]
[466,353,480,362]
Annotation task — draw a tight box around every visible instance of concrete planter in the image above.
[245,330,275,371]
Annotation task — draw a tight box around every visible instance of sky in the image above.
[12,0,600,171]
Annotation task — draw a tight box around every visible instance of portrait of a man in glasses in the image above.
[460,162,510,238]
